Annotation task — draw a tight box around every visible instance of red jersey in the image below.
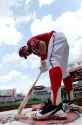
[27,31,55,60]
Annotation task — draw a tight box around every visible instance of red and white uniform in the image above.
[27,31,73,104]
[27,31,54,61]
[27,31,69,78]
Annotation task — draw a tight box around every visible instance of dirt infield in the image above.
[18,111,80,125]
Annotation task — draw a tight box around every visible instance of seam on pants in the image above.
[49,33,56,66]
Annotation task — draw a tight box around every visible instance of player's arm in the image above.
[39,40,47,61]
[39,41,48,72]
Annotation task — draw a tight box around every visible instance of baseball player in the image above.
[19,31,73,119]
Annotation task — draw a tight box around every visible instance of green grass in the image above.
[27,97,45,105]
[0,97,48,108]
[0,101,21,107]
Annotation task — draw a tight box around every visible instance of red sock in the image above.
[49,66,62,105]
[63,76,73,100]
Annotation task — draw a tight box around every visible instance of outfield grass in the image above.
[0,97,46,111]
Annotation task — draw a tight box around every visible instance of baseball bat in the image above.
[17,71,42,115]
